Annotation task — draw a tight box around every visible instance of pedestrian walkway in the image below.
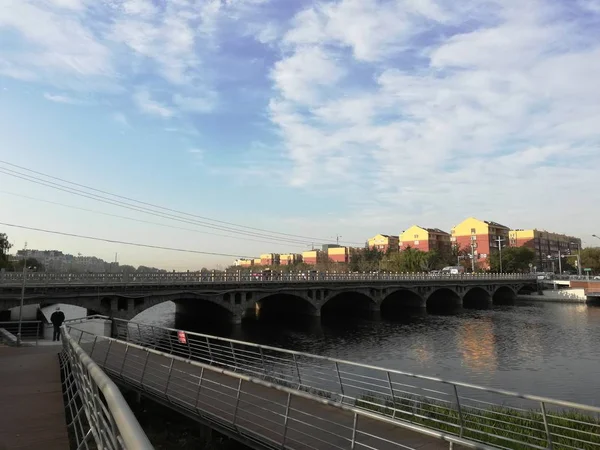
[86,338,474,450]
[0,346,69,450]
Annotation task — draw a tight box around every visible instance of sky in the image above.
[1,0,600,270]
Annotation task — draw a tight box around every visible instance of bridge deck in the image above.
[86,339,464,450]
[0,346,69,450]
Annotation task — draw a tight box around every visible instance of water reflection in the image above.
[134,299,600,405]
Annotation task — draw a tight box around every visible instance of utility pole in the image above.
[470,242,476,273]
[495,236,505,273]
[335,235,342,246]
[558,249,562,275]
[17,242,27,347]
[572,242,582,276]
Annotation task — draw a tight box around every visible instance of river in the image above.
[134,300,600,407]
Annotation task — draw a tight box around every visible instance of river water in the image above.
[135,300,600,407]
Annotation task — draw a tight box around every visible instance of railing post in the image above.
[334,361,345,401]
[103,340,113,368]
[292,353,302,388]
[120,345,129,376]
[194,367,205,413]
[164,359,175,396]
[350,412,358,449]
[206,336,214,363]
[136,322,142,345]
[453,384,465,437]
[540,401,554,449]
[386,371,397,419]
[281,392,292,448]
[140,351,150,387]
[259,346,267,376]
[230,341,238,371]
[232,378,243,426]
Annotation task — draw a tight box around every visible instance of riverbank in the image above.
[122,392,249,450]
[517,288,588,303]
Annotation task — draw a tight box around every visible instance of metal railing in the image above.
[67,324,496,450]
[0,320,40,346]
[0,271,537,286]
[60,325,154,450]
[107,318,600,450]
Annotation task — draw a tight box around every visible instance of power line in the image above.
[0,160,363,245]
[0,167,314,246]
[0,222,257,259]
[0,190,306,249]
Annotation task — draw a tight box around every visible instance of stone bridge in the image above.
[0,272,537,324]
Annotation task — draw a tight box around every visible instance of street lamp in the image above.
[17,242,27,347]
[592,234,600,241]
[495,236,506,273]
[570,241,582,276]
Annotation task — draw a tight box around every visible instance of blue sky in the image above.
[1,0,600,270]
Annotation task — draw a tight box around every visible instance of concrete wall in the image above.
[518,288,587,302]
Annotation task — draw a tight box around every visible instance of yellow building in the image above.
[451,217,510,269]
[302,250,323,265]
[253,258,262,266]
[400,226,451,253]
[280,253,303,265]
[509,229,581,272]
[260,253,280,265]
[234,258,254,267]
[327,246,349,263]
[367,234,399,252]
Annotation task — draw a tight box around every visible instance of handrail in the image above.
[112,317,597,413]
[103,316,600,449]
[0,270,538,286]
[69,325,497,450]
[61,325,154,450]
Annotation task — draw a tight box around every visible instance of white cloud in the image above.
[112,111,130,127]
[0,1,112,83]
[271,46,345,105]
[173,93,216,113]
[43,92,83,104]
[133,89,174,118]
[267,0,600,230]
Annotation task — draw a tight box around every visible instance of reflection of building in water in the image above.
[457,319,498,374]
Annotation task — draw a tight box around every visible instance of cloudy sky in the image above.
[1,0,599,270]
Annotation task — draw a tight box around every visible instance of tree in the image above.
[580,247,600,274]
[0,233,11,270]
[349,247,383,272]
[11,257,45,272]
[489,247,535,273]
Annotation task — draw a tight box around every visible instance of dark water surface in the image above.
[135,301,600,407]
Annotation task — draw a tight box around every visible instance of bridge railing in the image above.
[0,320,40,346]
[0,270,537,286]
[111,318,600,450]
[66,324,498,450]
[59,325,154,450]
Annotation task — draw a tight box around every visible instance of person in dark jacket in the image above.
[50,307,65,341]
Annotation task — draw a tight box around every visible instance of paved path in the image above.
[86,339,467,450]
[0,346,69,450]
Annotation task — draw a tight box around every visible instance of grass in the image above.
[355,394,600,450]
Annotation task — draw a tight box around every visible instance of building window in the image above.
[414,240,419,245]
[471,228,476,234]
[414,234,419,239]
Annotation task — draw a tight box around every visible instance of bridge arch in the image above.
[426,288,462,311]
[462,287,492,309]
[381,289,425,317]
[321,291,377,318]
[493,286,516,304]
[255,293,318,319]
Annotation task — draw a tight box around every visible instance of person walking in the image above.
[50,306,65,341]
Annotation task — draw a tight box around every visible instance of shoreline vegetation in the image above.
[123,392,250,450]
[355,394,600,450]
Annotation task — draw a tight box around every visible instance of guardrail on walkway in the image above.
[0,320,40,346]
[67,324,497,450]
[110,318,600,450]
[0,271,537,286]
[60,325,154,450]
